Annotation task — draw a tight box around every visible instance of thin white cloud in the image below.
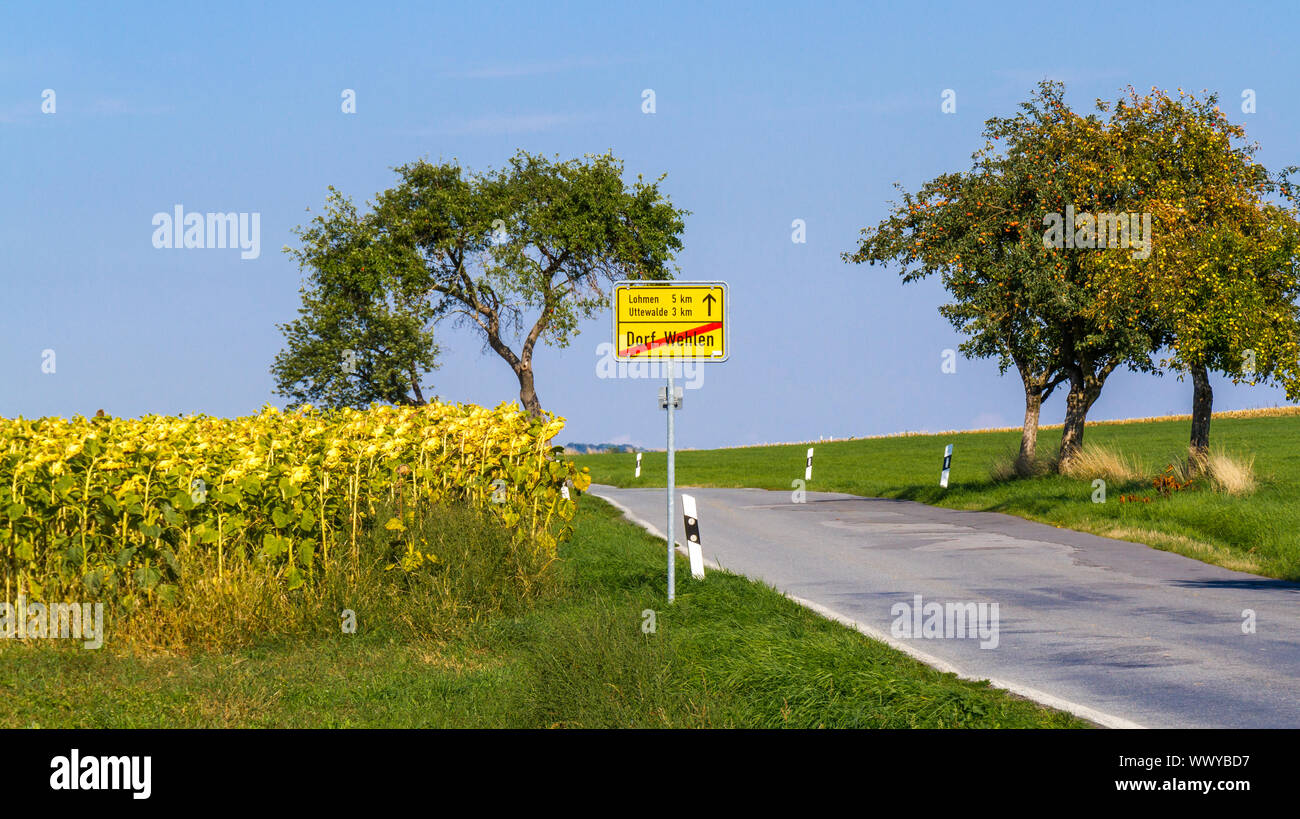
[88,97,133,115]
[87,97,171,116]
[407,111,599,136]
[0,96,169,123]
[442,55,631,79]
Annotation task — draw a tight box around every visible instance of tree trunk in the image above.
[1058,373,1097,472]
[1018,387,1042,474]
[477,316,543,416]
[409,364,427,406]
[515,359,542,416]
[1189,361,1212,470]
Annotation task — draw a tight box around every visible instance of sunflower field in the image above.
[0,402,590,611]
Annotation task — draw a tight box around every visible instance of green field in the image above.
[0,498,1085,728]
[573,409,1300,581]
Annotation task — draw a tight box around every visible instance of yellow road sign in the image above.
[612,281,728,362]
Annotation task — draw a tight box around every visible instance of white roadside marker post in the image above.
[940,444,953,488]
[681,493,705,579]
[805,447,814,481]
[635,451,642,478]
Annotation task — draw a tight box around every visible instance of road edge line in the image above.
[590,488,1145,730]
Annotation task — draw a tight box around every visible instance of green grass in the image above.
[572,409,1300,581]
[0,498,1086,728]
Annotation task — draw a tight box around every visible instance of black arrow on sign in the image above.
[702,292,717,316]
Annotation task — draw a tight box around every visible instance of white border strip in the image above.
[591,489,1143,730]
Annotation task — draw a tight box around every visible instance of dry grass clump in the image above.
[1173,448,1258,496]
[985,440,1258,497]
[1058,444,1147,484]
[1205,449,1257,495]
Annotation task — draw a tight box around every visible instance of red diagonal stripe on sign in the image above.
[619,321,722,358]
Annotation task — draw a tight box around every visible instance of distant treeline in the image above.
[564,443,637,455]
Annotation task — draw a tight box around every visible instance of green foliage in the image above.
[845,82,1164,386]
[1105,88,1300,397]
[275,192,441,408]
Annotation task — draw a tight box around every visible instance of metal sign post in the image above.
[659,376,682,601]
[666,365,676,602]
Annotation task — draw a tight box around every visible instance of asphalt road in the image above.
[591,484,1300,728]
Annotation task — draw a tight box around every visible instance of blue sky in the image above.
[3,1,1298,449]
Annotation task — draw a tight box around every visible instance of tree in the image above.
[845,166,1067,473]
[845,82,1162,472]
[279,151,689,415]
[1106,88,1300,465]
[1039,93,1170,470]
[274,193,441,408]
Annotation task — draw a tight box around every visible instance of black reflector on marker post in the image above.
[681,493,705,579]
